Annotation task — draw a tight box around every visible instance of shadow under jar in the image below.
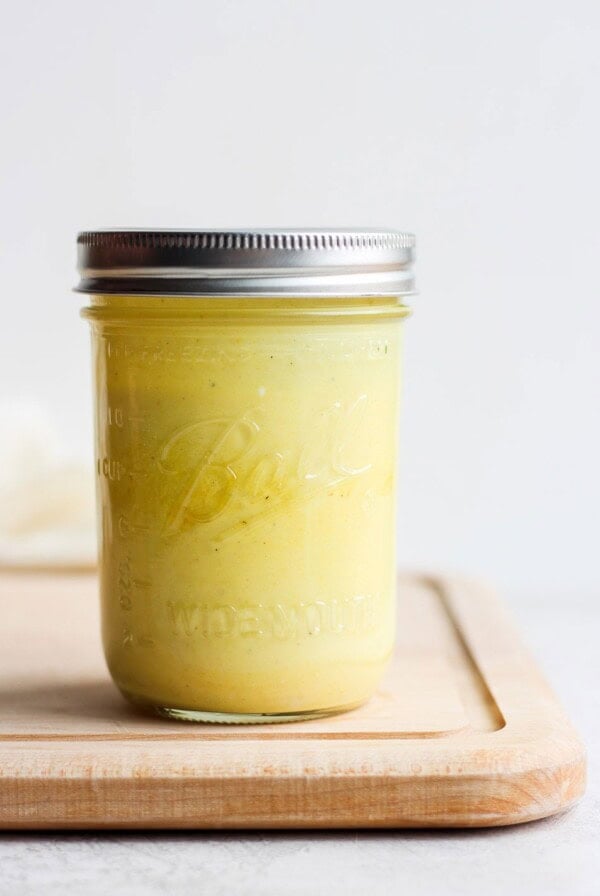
[78,229,415,723]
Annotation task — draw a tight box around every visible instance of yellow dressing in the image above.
[84,295,407,717]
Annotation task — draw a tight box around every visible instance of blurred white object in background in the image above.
[0,400,96,568]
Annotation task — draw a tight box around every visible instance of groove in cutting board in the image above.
[0,576,477,740]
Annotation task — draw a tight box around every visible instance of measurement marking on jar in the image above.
[137,637,155,648]
[118,555,133,610]
[107,407,124,427]
[118,515,151,537]
[122,630,154,649]
[107,407,146,427]
[97,457,125,481]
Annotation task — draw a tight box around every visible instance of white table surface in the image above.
[1,589,598,896]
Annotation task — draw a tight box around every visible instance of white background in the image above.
[1,0,599,596]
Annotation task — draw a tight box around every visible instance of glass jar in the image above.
[78,229,415,722]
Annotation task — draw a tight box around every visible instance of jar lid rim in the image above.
[76,228,416,297]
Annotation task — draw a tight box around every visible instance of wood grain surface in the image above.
[0,572,586,829]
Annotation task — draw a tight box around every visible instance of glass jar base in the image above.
[152,702,364,725]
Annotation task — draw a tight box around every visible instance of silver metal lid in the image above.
[76,229,415,297]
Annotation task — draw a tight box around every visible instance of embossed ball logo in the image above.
[158,395,372,539]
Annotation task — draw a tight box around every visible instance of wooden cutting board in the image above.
[0,572,585,829]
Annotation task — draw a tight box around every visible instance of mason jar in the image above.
[78,229,415,722]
